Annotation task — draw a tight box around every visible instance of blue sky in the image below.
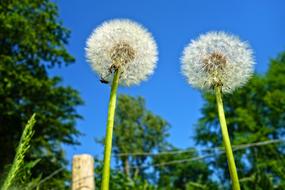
[51,0,285,166]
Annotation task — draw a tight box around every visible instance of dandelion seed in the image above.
[181,31,255,93]
[86,19,158,86]
[181,31,256,190]
[85,19,158,190]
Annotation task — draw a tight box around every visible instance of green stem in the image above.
[215,86,240,190]
[101,69,120,190]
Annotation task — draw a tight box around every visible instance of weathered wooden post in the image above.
[72,154,95,190]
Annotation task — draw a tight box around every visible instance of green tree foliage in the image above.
[195,52,285,189]
[112,95,170,178]
[95,158,157,190]
[153,146,219,190]
[0,0,83,188]
[98,94,217,189]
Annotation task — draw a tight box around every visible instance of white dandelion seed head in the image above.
[181,31,255,93]
[86,19,158,86]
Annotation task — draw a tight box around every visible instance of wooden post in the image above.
[72,154,95,190]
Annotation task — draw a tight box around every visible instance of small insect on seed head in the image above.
[86,19,158,86]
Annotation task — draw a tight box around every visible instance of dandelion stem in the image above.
[215,86,240,190]
[101,69,120,190]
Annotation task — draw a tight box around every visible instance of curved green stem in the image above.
[101,69,120,190]
[215,86,240,190]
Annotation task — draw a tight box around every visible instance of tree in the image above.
[0,0,83,188]
[94,158,157,190]
[195,52,285,189]
[111,95,170,179]
[99,94,217,189]
[153,146,219,190]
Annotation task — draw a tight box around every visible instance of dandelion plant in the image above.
[86,19,158,190]
[181,32,254,190]
[1,114,36,190]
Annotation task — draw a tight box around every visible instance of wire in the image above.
[128,152,221,170]
[31,167,65,189]
[232,139,284,151]
[115,148,197,157]
[115,139,285,157]
[33,138,285,186]
[126,139,285,169]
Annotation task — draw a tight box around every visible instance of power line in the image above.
[126,139,285,169]
[232,139,284,151]
[116,148,197,157]
[148,153,216,169]
[33,138,285,186]
[115,139,285,157]
[31,167,65,189]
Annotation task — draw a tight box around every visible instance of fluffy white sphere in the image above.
[86,19,158,86]
[181,31,255,93]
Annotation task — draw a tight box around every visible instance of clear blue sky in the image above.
[51,0,285,166]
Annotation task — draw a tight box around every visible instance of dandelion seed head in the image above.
[86,19,158,86]
[181,31,255,93]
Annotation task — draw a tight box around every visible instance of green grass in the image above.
[1,114,36,190]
